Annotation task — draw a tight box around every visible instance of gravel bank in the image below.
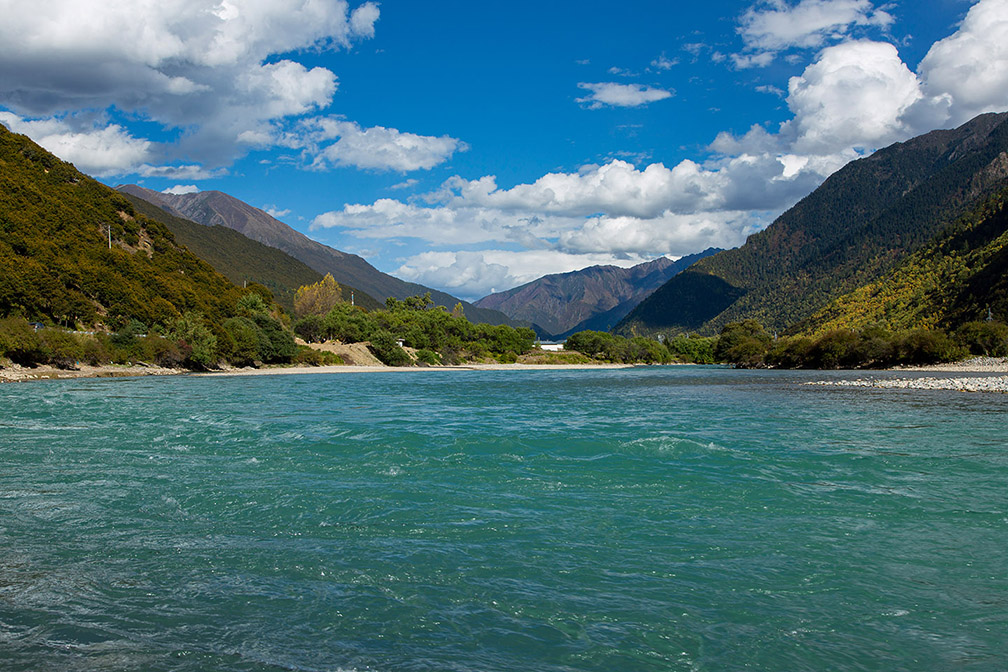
[808,373,1008,393]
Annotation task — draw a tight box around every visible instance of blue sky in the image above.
[2,0,1007,300]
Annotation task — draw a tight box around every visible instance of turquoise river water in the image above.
[1,366,1006,671]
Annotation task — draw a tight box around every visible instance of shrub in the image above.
[223,316,260,366]
[166,312,218,370]
[414,349,441,366]
[251,313,295,363]
[807,329,861,369]
[38,328,84,368]
[896,329,962,365]
[292,345,343,366]
[765,336,814,368]
[368,330,412,366]
[666,334,716,364]
[139,334,185,368]
[0,317,43,365]
[715,320,771,367]
[293,314,325,343]
[956,321,1008,357]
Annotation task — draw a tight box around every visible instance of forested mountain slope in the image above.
[804,185,1008,333]
[616,112,1008,336]
[0,126,241,327]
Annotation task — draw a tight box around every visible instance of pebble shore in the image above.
[807,357,1008,393]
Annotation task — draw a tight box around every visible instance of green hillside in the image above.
[120,193,381,312]
[804,185,1008,333]
[616,112,1008,336]
[0,126,242,328]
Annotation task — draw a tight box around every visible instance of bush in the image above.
[292,345,343,366]
[807,329,861,369]
[666,334,716,364]
[293,314,325,343]
[368,330,412,367]
[139,334,185,368]
[223,316,260,366]
[251,313,295,363]
[956,321,1008,357]
[715,320,771,367]
[38,328,84,368]
[0,317,43,365]
[415,349,441,366]
[765,336,814,368]
[166,312,218,370]
[896,329,962,365]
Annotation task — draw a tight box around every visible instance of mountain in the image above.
[615,112,1008,337]
[117,185,517,326]
[0,125,242,327]
[805,184,1008,333]
[119,192,382,313]
[474,249,720,339]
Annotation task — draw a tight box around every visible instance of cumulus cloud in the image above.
[916,0,1008,126]
[651,53,678,70]
[395,250,661,301]
[0,112,152,176]
[736,0,893,67]
[783,40,922,153]
[0,0,379,174]
[312,1,1008,299]
[576,82,673,108]
[291,118,468,172]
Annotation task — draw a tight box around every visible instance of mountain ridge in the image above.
[475,249,720,338]
[616,112,1008,336]
[118,185,519,327]
[118,192,384,313]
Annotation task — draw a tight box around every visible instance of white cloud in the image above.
[736,0,893,67]
[0,112,152,176]
[916,0,1008,126]
[311,3,1008,300]
[783,40,922,154]
[162,184,200,195]
[389,178,420,191]
[395,250,657,301]
[293,119,468,172]
[651,53,678,70]
[576,82,673,108]
[0,0,379,173]
[136,163,227,180]
[263,205,291,218]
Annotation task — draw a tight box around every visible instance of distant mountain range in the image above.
[475,249,720,339]
[118,185,517,327]
[616,112,1008,336]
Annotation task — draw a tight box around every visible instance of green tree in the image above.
[167,312,218,369]
[715,320,771,367]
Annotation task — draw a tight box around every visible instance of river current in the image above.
[1,367,1005,671]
